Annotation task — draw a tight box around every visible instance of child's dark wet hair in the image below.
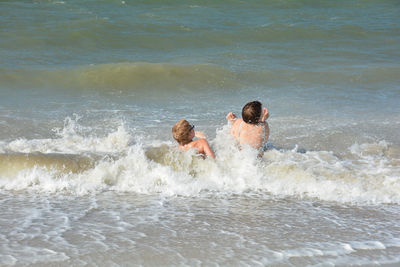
[242,101,262,124]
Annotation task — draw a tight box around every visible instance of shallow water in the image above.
[1,192,400,266]
[1,0,400,265]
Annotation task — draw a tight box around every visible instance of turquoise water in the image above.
[1,0,400,265]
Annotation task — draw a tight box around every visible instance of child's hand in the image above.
[226,112,237,121]
[260,107,269,122]
[195,131,206,139]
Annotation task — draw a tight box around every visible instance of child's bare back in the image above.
[226,101,269,150]
[172,120,215,159]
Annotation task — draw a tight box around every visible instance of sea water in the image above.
[0,0,399,266]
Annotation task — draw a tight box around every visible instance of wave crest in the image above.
[0,63,240,93]
[0,119,399,204]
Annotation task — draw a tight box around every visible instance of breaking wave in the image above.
[0,116,399,204]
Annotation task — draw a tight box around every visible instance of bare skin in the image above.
[179,130,216,159]
[226,107,270,149]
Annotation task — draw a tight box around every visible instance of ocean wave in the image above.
[0,118,399,204]
[1,62,399,93]
[0,63,241,93]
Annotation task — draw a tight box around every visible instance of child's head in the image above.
[242,101,262,124]
[172,120,194,145]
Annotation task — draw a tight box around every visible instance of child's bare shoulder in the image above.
[192,138,207,146]
[232,118,243,127]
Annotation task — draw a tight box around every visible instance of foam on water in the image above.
[1,0,399,265]
[0,118,398,204]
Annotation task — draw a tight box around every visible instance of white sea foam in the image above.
[5,116,131,154]
[0,118,399,204]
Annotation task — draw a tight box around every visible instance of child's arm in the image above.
[263,122,270,142]
[204,140,216,158]
[195,131,206,139]
[260,108,269,122]
[199,139,216,159]
[226,112,237,122]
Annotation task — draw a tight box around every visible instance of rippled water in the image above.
[1,0,399,265]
